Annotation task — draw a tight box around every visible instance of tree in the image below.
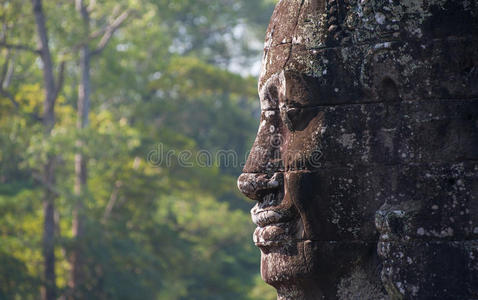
[1,0,70,300]
[1,1,65,298]
[0,0,277,299]
[69,1,130,296]
[32,0,65,298]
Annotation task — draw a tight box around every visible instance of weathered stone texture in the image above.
[238,0,478,299]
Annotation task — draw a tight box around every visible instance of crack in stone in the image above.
[283,0,305,70]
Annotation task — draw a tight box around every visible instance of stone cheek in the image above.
[377,241,478,298]
[375,161,478,299]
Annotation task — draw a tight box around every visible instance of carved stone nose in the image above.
[237,172,283,201]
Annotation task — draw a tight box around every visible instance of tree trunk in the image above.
[68,3,128,297]
[69,46,89,298]
[42,160,56,300]
[32,0,58,299]
[70,1,90,297]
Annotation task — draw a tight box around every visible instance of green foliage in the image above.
[152,0,276,65]
[0,0,275,299]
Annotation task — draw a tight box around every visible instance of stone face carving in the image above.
[237,0,478,299]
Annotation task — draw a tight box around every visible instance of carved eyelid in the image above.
[279,105,317,131]
[279,102,320,110]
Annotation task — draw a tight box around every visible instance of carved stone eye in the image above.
[281,106,317,132]
[281,107,299,131]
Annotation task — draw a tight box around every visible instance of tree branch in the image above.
[69,8,134,55]
[0,87,43,121]
[0,41,40,54]
[0,53,43,120]
[32,171,60,197]
[102,180,122,222]
[3,55,14,88]
[54,60,66,100]
[88,27,107,41]
[0,88,19,109]
[91,10,130,56]
[86,0,96,13]
[0,49,11,87]
[0,52,17,108]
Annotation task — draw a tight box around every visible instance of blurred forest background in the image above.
[0,0,277,299]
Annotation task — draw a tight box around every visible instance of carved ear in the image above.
[360,48,403,102]
[377,76,400,102]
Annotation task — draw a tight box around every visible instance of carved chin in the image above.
[254,218,310,285]
[260,240,312,286]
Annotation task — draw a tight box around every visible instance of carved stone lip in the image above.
[252,209,287,227]
[251,203,298,248]
[251,202,294,227]
[253,223,295,247]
